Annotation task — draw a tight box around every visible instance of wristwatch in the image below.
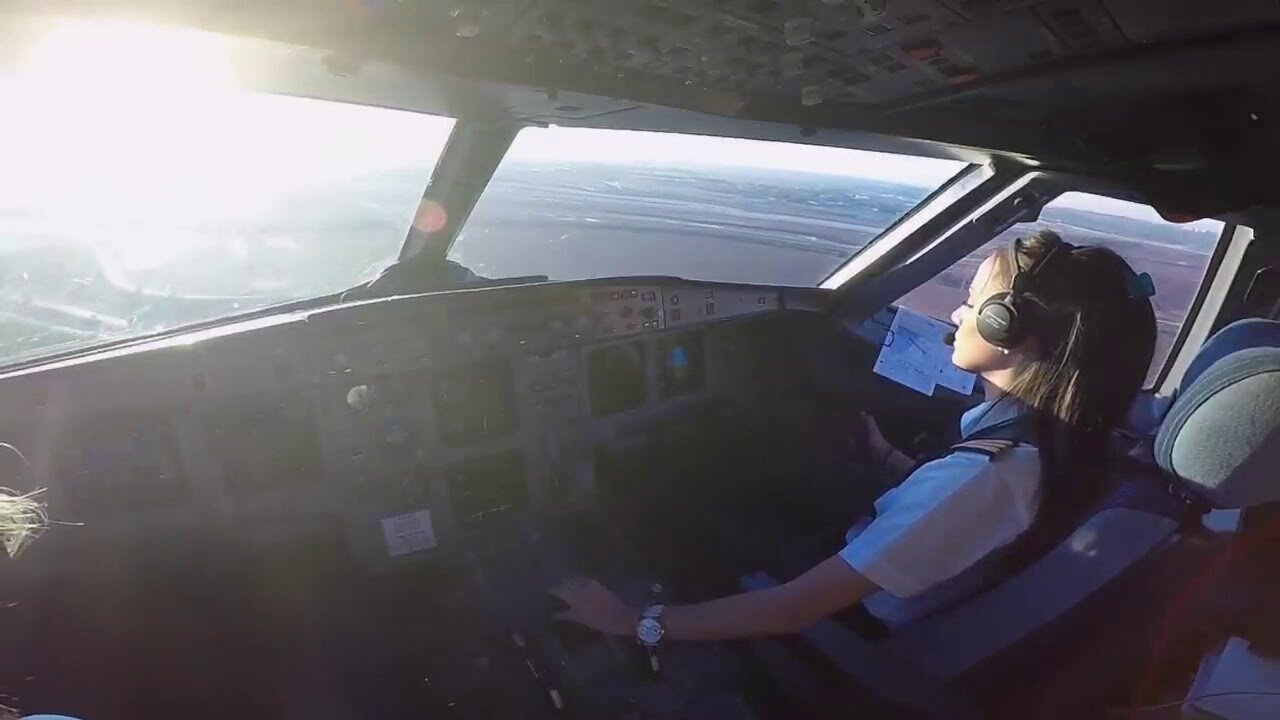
[635,604,666,647]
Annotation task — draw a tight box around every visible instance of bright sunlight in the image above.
[0,19,451,270]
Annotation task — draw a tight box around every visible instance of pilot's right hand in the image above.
[852,411,895,467]
[549,577,637,637]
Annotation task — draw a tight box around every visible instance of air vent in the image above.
[899,13,930,26]
[863,22,894,37]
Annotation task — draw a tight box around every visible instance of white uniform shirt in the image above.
[839,400,1042,627]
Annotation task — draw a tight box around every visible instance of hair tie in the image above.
[1127,271,1156,299]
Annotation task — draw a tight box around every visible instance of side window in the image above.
[895,192,1224,385]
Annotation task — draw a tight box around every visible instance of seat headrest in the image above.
[1154,319,1280,508]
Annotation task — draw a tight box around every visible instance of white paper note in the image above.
[381,509,437,558]
[873,307,976,397]
[937,358,978,395]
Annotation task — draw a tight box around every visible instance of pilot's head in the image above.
[950,229,1156,428]
[1,488,46,559]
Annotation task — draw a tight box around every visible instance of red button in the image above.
[903,42,941,61]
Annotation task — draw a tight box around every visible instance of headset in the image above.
[974,236,1075,349]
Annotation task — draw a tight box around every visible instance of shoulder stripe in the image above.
[950,438,1019,460]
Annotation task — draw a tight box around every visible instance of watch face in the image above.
[637,617,664,645]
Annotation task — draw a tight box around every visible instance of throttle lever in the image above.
[509,627,566,713]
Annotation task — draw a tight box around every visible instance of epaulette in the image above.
[949,438,1019,461]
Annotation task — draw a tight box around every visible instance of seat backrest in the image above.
[883,318,1280,681]
[1154,319,1280,509]
[883,492,1178,679]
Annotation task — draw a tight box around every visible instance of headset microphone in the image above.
[943,332,955,346]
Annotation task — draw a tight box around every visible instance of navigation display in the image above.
[61,417,187,511]
[446,451,528,526]
[588,342,647,417]
[433,361,519,447]
[658,331,706,398]
[204,400,322,493]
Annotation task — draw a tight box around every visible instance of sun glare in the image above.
[18,20,234,103]
[3,21,242,214]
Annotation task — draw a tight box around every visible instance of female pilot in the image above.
[550,230,1157,642]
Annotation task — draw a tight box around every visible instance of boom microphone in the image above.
[943,332,955,346]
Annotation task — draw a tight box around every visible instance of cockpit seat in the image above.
[741,318,1280,718]
[1154,317,1280,509]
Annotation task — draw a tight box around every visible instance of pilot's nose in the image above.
[950,304,967,327]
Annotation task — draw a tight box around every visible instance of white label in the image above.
[381,509,437,558]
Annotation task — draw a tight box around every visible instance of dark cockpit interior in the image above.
[3,2,1280,719]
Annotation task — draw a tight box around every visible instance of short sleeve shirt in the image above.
[839,400,1041,624]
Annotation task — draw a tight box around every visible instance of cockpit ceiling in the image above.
[11,0,1280,213]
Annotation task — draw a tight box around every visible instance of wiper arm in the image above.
[339,257,546,302]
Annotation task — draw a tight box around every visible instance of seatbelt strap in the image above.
[935,412,1038,463]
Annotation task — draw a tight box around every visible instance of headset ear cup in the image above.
[976,292,1020,349]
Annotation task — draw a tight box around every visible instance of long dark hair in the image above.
[995,230,1156,560]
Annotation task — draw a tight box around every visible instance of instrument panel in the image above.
[0,279,785,568]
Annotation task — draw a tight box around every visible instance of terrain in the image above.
[0,162,1217,377]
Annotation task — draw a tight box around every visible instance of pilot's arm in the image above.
[552,556,878,640]
[552,449,1035,641]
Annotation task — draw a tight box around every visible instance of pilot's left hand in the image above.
[549,577,636,636]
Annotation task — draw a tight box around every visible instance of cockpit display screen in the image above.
[61,417,186,511]
[658,330,705,398]
[588,342,647,417]
[446,451,528,526]
[204,400,321,493]
[433,361,519,447]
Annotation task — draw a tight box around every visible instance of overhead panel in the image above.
[939,10,1062,76]
[232,0,1280,115]
[1104,0,1280,44]
[1032,0,1127,54]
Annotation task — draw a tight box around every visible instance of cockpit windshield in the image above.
[0,21,455,368]
[450,127,967,285]
[0,21,971,370]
